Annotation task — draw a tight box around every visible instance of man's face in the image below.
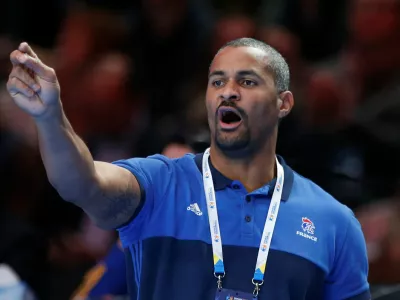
[206,46,281,156]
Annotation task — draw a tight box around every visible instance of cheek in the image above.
[248,101,278,130]
[205,96,216,119]
[204,100,215,131]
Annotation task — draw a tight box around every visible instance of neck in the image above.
[210,133,277,192]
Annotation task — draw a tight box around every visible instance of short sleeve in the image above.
[324,211,370,300]
[112,155,174,244]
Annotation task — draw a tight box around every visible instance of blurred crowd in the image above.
[0,0,400,299]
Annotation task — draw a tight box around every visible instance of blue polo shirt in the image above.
[113,152,370,300]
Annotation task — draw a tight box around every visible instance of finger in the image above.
[10,50,24,67]
[14,52,57,83]
[18,42,39,59]
[9,65,41,92]
[7,77,36,98]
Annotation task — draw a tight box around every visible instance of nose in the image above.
[219,80,240,102]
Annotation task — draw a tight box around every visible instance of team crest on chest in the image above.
[296,217,318,242]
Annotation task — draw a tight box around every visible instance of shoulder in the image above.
[289,170,368,264]
[112,153,196,171]
[291,171,357,228]
[111,153,198,192]
[112,153,197,178]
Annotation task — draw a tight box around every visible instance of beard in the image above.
[215,124,251,151]
[213,118,253,159]
[211,101,255,158]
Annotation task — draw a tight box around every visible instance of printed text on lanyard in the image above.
[202,148,284,297]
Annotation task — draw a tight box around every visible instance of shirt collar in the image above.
[194,152,294,201]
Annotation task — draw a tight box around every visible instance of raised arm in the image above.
[6,42,140,229]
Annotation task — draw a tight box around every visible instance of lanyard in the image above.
[202,148,284,296]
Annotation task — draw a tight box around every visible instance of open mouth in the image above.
[218,107,243,129]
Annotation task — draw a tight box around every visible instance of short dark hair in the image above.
[216,37,290,93]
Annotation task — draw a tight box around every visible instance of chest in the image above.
[145,182,333,276]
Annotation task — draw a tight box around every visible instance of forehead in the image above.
[210,46,269,75]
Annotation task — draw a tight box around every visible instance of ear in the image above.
[278,91,294,119]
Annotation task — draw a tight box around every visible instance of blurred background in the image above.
[0,0,399,299]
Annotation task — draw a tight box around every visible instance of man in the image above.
[7,38,369,299]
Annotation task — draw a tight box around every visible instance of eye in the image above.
[212,80,224,87]
[242,79,257,86]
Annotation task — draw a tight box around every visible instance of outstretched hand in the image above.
[7,42,61,120]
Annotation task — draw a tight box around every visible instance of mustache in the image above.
[216,101,247,119]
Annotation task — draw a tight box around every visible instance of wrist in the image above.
[34,105,67,130]
[32,105,66,126]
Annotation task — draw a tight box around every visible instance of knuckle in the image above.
[9,68,22,81]
[9,50,19,59]
[8,76,17,86]
[19,81,28,89]
[15,79,24,89]
[6,79,12,91]
[14,79,25,89]
[6,77,24,93]
[20,83,32,95]
[47,67,57,79]
[24,87,33,95]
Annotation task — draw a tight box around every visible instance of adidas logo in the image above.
[187,203,203,216]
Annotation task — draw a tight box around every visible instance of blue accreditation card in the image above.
[215,288,257,300]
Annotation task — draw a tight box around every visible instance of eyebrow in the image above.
[208,70,225,78]
[208,69,264,81]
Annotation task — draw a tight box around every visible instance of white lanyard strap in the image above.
[202,148,225,275]
[253,156,284,282]
[202,148,284,290]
